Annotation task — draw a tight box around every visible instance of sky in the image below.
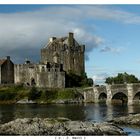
[0,5,140,84]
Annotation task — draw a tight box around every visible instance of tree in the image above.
[105,72,140,84]
[87,78,94,86]
[65,71,93,87]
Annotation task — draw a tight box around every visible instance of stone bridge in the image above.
[83,83,140,105]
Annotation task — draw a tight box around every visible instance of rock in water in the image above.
[109,113,140,125]
[0,118,126,136]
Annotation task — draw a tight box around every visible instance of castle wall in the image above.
[14,64,37,85]
[14,63,65,88]
[36,71,65,88]
[1,59,14,84]
[69,45,85,75]
[0,67,1,84]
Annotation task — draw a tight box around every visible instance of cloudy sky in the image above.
[0,5,140,84]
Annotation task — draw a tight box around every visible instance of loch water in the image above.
[0,103,140,135]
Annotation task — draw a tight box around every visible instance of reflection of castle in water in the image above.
[0,104,140,124]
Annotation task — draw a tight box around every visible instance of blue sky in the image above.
[0,5,140,84]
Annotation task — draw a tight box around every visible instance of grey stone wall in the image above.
[0,66,1,84]
[1,57,14,84]
[83,84,140,105]
[36,71,65,88]
[14,64,37,85]
[41,33,85,76]
[81,87,95,103]
[14,63,65,88]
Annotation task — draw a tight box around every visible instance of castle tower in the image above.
[41,32,85,76]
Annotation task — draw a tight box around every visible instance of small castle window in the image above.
[42,66,45,72]
[26,83,30,86]
[47,63,51,68]
[60,64,63,71]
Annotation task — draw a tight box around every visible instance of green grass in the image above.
[37,88,82,103]
[0,86,83,104]
[0,85,30,103]
[57,89,75,99]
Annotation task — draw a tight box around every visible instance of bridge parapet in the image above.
[110,84,128,97]
[94,85,107,94]
[83,87,93,91]
[82,83,140,105]
[110,84,127,90]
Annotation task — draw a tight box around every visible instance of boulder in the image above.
[109,113,140,125]
[0,117,126,136]
[16,99,36,104]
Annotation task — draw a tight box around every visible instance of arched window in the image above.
[53,52,59,63]
[31,78,36,86]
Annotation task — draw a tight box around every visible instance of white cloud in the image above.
[0,5,139,62]
[100,46,124,53]
[93,73,109,85]
[0,6,105,62]
[85,6,140,24]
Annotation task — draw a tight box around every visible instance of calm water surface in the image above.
[0,103,140,135]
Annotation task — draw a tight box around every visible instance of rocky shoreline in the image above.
[109,113,140,125]
[16,99,83,104]
[0,117,126,136]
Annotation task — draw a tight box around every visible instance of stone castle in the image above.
[0,33,85,88]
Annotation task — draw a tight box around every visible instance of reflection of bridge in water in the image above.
[83,83,140,105]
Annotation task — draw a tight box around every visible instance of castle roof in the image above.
[44,37,68,48]
[0,59,6,65]
[44,36,80,48]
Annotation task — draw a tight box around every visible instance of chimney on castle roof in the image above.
[7,56,10,60]
[49,37,56,43]
[68,32,74,46]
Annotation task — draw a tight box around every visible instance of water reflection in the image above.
[0,105,16,124]
[1,103,140,124]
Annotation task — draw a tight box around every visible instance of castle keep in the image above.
[41,32,85,76]
[0,33,85,88]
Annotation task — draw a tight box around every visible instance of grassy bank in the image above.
[0,85,83,104]
[0,85,30,104]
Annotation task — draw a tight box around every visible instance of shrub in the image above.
[28,87,41,100]
[66,71,93,87]
[42,89,58,101]
[57,89,75,99]
[0,92,16,101]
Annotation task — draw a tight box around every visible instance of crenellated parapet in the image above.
[14,60,65,88]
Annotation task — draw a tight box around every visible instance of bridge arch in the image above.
[98,92,107,103]
[133,92,140,104]
[112,92,128,104]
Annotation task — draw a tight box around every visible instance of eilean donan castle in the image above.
[0,33,85,88]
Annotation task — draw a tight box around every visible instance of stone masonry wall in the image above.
[14,64,65,88]
[41,33,85,76]
[1,59,14,84]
